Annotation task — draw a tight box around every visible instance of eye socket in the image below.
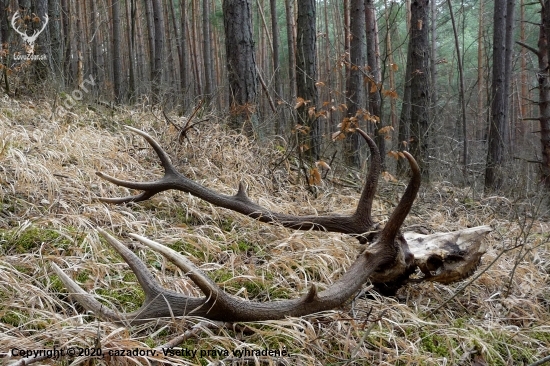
[426,255,444,272]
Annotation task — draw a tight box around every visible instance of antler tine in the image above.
[98,229,175,296]
[11,11,26,37]
[124,126,177,173]
[50,262,125,323]
[379,152,421,243]
[95,127,181,203]
[128,233,221,295]
[35,14,48,35]
[353,129,381,231]
[97,191,157,204]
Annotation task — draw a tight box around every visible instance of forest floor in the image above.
[0,96,549,366]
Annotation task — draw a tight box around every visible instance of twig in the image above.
[8,354,50,366]
[256,66,277,113]
[347,309,389,365]
[516,40,539,56]
[158,321,222,349]
[158,321,254,349]
[528,355,550,366]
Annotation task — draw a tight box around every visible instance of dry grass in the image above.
[0,96,549,366]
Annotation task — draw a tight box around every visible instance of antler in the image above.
[97,127,382,243]
[11,11,49,53]
[10,12,27,39]
[52,152,420,324]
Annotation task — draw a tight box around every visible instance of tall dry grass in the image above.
[0,96,549,365]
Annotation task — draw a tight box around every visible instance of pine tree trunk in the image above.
[296,0,320,161]
[270,0,284,134]
[151,0,165,103]
[409,0,431,181]
[485,0,515,191]
[126,0,137,101]
[202,0,213,100]
[285,0,296,111]
[343,0,365,168]
[541,0,550,189]
[223,0,258,136]
[179,0,190,104]
[111,0,123,103]
[33,0,49,81]
[366,0,384,166]
[144,0,155,87]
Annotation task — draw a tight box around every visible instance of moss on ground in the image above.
[0,225,85,255]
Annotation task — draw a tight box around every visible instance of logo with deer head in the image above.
[11,11,49,55]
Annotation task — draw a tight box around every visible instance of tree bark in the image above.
[0,0,9,94]
[33,0,49,81]
[409,0,431,181]
[383,0,398,144]
[126,0,137,101]
[446,0,468,177]
[223,0,258,136]
[112,0,123,103]
[143,0,155,88]
[366,0,384,166]
[541,0,550,189]
[397,42,412,176]
[0,0,7,47]
[270,0,284,134]
[485,0,515,191]
[344,0,366,168]
[151,0,165,103]
[284,0,296,118]
[296,0,320,162]
[202,0,213,100]
[178,0,190,106]
[477,0,485,140]
[61,0,71,83]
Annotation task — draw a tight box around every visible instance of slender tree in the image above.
[112,0,123,103]
[61,0,71,83]
[0,0,5,47]
[202,0,213,100]
[0,0,9,94]
[383,0,398,136]
[270,0,284,134]
[190,0,202,96]
[397,2,413,176]
[151,0,165,103]
[446,0,468,175]
[33,0,49,81]
[284,0,296,112]
[485,0,515,190]
[296,0,320,161]
[344,0,366,168]
[477,0,485,140]
[178,0,190,104]
[126,0,137,100]
[143,0,154,88]
[366,0,384,165]
[541,0,550,189]
[408,0,431,180]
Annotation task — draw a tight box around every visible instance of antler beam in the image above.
[97,127,381,242]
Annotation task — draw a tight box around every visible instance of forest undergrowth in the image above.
[0,96,549,365]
